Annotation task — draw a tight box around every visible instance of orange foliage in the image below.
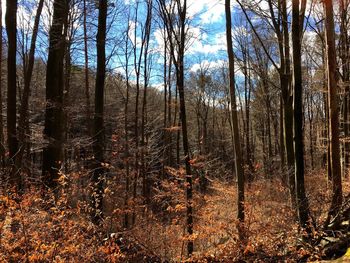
[0,169,348,262]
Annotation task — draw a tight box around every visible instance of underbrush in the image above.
[0,169,348,262]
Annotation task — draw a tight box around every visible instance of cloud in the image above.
[1,0,54,34]
[187,31,226,55]
[187,0,225,24]
[190,59,225,72]
[128,20,143,46]
[1,1,4,25]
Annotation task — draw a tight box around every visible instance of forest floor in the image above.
[0,170,349,262]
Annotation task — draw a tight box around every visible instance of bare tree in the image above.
[225,0,245,238]
[6,0,19,187]
[17,0,45,169]
[91,0,108,224]
[83,0,92,135]
[42,0,70,189]
[157,0,194,256]
[0,0,5,165]
[235,0,296,203]
[141,0,153,202]
[324,0,342,218]
[292,0,311,230]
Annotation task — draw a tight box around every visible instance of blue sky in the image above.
[2,0,304,86]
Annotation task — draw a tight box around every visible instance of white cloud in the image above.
[0,1,53,34]
[187,0,226,24]
[187,31,226,55]
[1,1,4,25]
[128,20,143,47]
[190,59,225,72]
[152,82,165,92]
[124,0,135,5]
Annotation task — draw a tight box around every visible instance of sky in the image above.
[1,0,230,71]
[2,0,316,86]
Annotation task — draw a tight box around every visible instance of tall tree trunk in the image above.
[281,0,296,204]
[324,0,343,217]
[63,27,72,173]
[83,0,91,135]
[292,0,311,230]
[225,0,245,238]
[173,80,180,167]
[283,74,296,201]
[158,0,193,254]
[0,0,5,166]
[307,93,314,170]
[17,0,44,170]
[42,0,69,189]
[132,2,143,224]
[176,1,193,255]
[141,0,152,202]
[91,0,107,224]
[244,52,253,179]
[340,0,349,175]
[6,0,19,187]
[163,29,168,170]
[123,10,131,229]
[280,95,286,170]
[167,56,173,166]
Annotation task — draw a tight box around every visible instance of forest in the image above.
[0,0,349,262]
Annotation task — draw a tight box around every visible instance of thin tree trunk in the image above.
[63,26,72,173]
[245,53,253,179]
[163,28,168,170]
[132,2,143,224]
[17,0,45,172]
[176,1,193,255]
[292,0,311,230]
[141,0,152,202]
[281,0,296,204]
[91,0,107,224]
[83,0,91,135]
[324,0,343,217]
[225,0,245,238]
[308,94,314,170]
[158,0,193,254]
[280,95,286,170]
[123,10,131,229]
[340,0,349,175]
[167,55,173,166]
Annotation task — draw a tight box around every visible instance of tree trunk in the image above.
[6,0,19,187]
[324,0,343,217]
[176,1,193,255]
[123,11,131,229]
[225,0,245,238]
[42,0,69,189]
[141,0,152,203]
[281,0,296,204]
[163,29,168,171]
[91,0,107,224]
[0,0,5,166]
[83,0,91,135]
[245,54,253,179]
[280,95,286,171]
[292,0,311,230]
[63,23,72,174]
[307,93,314,170]
[340,0,350,176]
[17,0,44,170]
[132,2,143,224]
